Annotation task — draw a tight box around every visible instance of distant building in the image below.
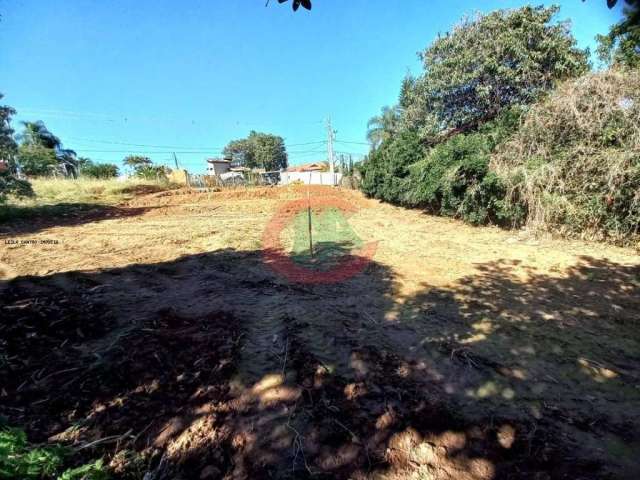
[206,158,231,176]
[286,162,329,173]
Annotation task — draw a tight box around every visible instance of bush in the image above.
[135,164,170,181]
[492,69,640,243]
[0,428,65,478]
[401,109,525,226]
[81,162,119,179]
[361,109,525,227]
[0,170,34,204]
[360,130,424,203]
[0,427,107,480]
[17,144,58,176]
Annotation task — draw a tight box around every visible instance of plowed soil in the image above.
[1,186,639,479]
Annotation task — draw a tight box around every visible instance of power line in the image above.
[67,137,326,150]
[74,147,329,155]
[17,108,327,130]
[334,140,370,146]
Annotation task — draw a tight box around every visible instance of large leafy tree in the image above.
[18,121,79,177]
[0,98,17,161]
[17,144,58,176]
[223,131,288,171]
[123,155,152,168]
[596,2,640,68]
[406,6,589,140]
[0,95,33,202]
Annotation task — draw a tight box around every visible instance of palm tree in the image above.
[19,121,61,149]
[366,106,401,149]
[19,121,79,177]
[57,148,79,178]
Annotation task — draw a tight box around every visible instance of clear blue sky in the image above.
[0,0,623,172]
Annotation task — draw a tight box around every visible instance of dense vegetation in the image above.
[122,155,170,181]
[0,427,106,480]
[223,130,288,171]
[0,107,170,205]
[78,159,119,179]
[597,1,640,68]
[0,95,33,203]
[361,5,640,244]
[493,69,640,242]
[0,107,122,203]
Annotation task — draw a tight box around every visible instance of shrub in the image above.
[0,427,108,480]
[135,164,171,181]
[81,162,119,179]
[17,144,58,176]
[360,130,424,203]
[0,170,34,204]
[0,428,65,478]
[402,109,525,226]
[492,69,640,243]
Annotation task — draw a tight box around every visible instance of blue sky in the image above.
[0,0,623,172]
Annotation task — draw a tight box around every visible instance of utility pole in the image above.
[307,186,313,257]
[173,152,179,170]
[326,117,335,176]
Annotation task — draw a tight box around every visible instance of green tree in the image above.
[223,131,288,171]
[223,138,253,166]
[409,6,589,138]
[360,130,424,203]
[17,144,58,176]
[123,155,152,169]
[135,164,170,181]
[122,155,168,179]
[596,2,640,68]
[80,159,119,179]
[0,94,33,203]
[0,98,17,162]
[19,121,61,149]
[18,121,78,177]
[366,106,401,149]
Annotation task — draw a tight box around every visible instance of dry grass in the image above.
[492,68,640,245]
[0,177,179,224]
[21,177,175,206]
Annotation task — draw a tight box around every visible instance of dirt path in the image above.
[1,186,639,479]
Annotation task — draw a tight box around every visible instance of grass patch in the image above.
[0,178,176,224]
[21,178,172,205]
[288,207,363,269]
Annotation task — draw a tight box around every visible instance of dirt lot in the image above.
[1,186,639,479]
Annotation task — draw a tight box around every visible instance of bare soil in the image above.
[1,186,639,479]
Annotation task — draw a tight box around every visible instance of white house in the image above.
[206,158,231,176]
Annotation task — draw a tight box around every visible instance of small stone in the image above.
[497,424,516,449]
